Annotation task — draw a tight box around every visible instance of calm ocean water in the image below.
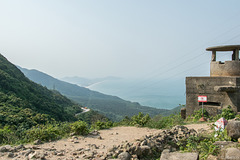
[87,78,186,110]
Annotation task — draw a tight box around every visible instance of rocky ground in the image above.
[0,123,211,160]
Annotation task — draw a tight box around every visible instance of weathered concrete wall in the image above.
[186,77,240,117]
[210,61,240,77]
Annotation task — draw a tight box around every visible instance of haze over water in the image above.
[87,78,185,110]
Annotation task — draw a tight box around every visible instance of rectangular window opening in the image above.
[199,102,221,106]
[216,51,232,62]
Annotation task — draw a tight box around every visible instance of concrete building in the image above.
[185,45,240,117]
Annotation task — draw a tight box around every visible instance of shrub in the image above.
[192,108,209,122]
[25,124,61,142]
[211,105,236,121]
[130,112,150,127]
[115,116,132,126]
[221,106,236,120]
[177,135,219,160]
[70,120,89,135]
[146,114,184,129]
[57,122,71,136]
[0,126,18,144]
[178,128,230,160]
[91,120,113,130]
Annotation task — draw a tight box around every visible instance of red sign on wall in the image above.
[198,96,207,102]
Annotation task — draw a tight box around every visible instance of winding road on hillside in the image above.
[75,107,91,116]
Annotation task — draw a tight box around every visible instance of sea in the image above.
[87,78,186,110]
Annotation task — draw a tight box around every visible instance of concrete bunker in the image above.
[185,45,240,118]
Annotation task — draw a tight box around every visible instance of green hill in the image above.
[18,67,169,121]
[0,54,84,130]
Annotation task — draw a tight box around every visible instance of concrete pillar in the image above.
[181,108,186,119]
[232,50,236,60]
[235,48,239,61]
[211,51,216,61]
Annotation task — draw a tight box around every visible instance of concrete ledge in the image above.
[214,86,240,92]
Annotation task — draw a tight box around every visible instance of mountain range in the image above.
[18,67,170,121]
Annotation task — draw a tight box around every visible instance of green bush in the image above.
[0,126,18,144]
[57,122,71,136]
[115,116,132,126]
[211,105,236,121]
[221,106,236,120]
[115,112,184,129]
[178,128,231,160]
[70,120,89,135]
[199,139,219,160]
[178,135,219,160]
[192,108,209,122]
[146,114,184,129]
[0,120,91,145]
[25,121,89,143]
[25,124,61,142]
[130,112,150,127]
[115,112,151,127]
[91,120,113,130]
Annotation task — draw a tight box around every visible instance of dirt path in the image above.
[28,127,161,160]
[0,123,211,160]
[184,122,212,131]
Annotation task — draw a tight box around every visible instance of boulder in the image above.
[28,151,46,160]
[160,149,199,160]
[33,139,43,145]
[16,144,25,150]
[207,155,217,160]
[118,152,131,160]
[0,146,7,152]
[219,148,240,160]
[0,145,14,152]
[226,120,240,140]
[89,130,100,136]
[7,152,15,158]
[24,149,33,157]
[28,152,37,159]
[138,146,151,157]
[226,148,240,159]
[214,141,234,149]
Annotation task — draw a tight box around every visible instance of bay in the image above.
[87,78,186,110]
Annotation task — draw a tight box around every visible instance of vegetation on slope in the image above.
[0,54,113,145]
[0,54,82,142]
[0,55,85,122]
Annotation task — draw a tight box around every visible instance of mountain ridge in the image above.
[0,54,88,132]
[18,66,169,121]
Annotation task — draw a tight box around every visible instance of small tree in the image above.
[131,112,150,127]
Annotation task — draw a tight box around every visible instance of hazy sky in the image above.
[0,0,240,79]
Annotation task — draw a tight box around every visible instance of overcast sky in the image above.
[0,0,240,79]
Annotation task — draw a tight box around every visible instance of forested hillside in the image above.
[19,67,169,121]
[0,54,83,130]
